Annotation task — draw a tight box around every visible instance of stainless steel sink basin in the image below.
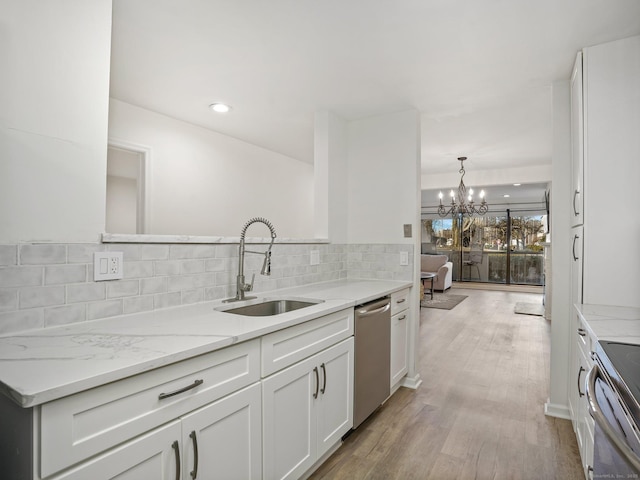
[217,298,323,317]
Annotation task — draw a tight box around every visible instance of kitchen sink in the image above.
[216,298,323,317]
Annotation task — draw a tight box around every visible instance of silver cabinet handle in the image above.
[586,365,640,472]
[572,234,579,261]
[313,367,319,399]
[398,315,406,321]
[159,379,204,400]
[190,431,199,479]
[577,367,585,397]
[577,328,586,337]
[172,441,181,480]
[396,298,406,304]
[573,190,580,216]
[320,363,327,395]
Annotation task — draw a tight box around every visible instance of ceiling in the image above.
[110,0,640,177]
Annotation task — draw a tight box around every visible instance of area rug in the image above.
[421,293,468,310]
[514,302,544,316]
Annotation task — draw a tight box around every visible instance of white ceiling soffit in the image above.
[110,0,640,175]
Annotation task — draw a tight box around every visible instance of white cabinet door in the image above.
[316,339,353,457]
[181,383,262,480]
[570,51,584,227]
[390,310,408,388]
[262,355,317,480]
[570,226,583,307]
[51,421,181,480]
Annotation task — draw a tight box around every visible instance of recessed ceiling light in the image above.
[513,183,521,186]
[503,194,510,198]
[209,103,231,113]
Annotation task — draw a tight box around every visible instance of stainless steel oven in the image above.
[586,341,640,477]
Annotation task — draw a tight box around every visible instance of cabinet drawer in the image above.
[391,288,410,316]
[39,339,260,478]
[574,311,592,357]
[261,308,354,377]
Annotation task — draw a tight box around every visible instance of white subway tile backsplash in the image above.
[67,283,106,303]
[44,304,86,327]
[107,280,140,298]
[19,286,65,309]
[154,291,181,309]
[20,244,66,265]
[0,241,411,335]
[0,266,42,288]
[0,289,17,311]
[88,299,123,320]
[0,309,44,334]
[140,277,168,295]
[123,295,154,314]
[141,244,170,260]
[68,244,104,263]
[45,265,87,285]
[0,246,17,266]
[180,259,205,274]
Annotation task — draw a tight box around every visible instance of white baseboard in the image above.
[401,373,422,390]
[544,400,571,420]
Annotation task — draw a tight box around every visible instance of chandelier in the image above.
[438,157,488,217]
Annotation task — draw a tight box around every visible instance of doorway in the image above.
[106,140,150,234]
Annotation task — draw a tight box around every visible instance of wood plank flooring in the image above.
[309,288,583,480]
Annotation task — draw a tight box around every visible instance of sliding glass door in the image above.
[421,211,546,286]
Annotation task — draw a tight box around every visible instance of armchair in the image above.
[420,254,453,291]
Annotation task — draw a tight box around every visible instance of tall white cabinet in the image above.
[568,34,640,478]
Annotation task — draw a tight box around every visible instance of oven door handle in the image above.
[586,364,640,472]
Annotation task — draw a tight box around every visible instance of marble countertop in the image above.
[0,279,411,408]
[575,303,640,345]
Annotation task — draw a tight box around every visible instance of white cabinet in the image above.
[581,35,640,307]
[262,338,353,480]
[50,421,182,480]
[51,383,262,480]
[390,288,410,391]
[568,310,595,479]
[180,383,262,480]
[570,52,584,228]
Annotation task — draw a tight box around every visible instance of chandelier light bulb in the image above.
[480,190,485,198]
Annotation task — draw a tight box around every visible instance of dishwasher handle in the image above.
[586,364,640,472]
[356,299,390,317]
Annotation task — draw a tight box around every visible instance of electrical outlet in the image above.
[400,251,409,266]
[94,252,124,281]
[310,250,320,265]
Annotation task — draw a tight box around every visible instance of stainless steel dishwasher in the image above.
[353,296,391,428]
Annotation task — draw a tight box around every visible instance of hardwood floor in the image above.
[309,288,583,480]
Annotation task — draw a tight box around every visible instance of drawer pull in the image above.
[398,315,406,321]
[190,431,199,479]
[578,367,585,397]
[313,367,319,399]
[320,363,327,395]
[577,328,586,337]
[172,441,181,480]
[159,379,204,400]
[396,298,406,304]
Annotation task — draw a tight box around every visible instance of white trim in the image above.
[101,233,331,244]
[544,400,571,420]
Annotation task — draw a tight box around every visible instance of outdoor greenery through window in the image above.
[421,213,547,285]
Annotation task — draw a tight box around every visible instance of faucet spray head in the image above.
[261,250,272,276]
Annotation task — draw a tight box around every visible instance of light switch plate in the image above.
[310,250,320,265]
[94,252,124,281]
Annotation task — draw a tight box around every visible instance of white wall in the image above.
[108,100,315,238]
[421,164,552,191]
[347,111,421,244]
[0,0,112,244]
[546,80,572,418]
[314,111,348,242]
